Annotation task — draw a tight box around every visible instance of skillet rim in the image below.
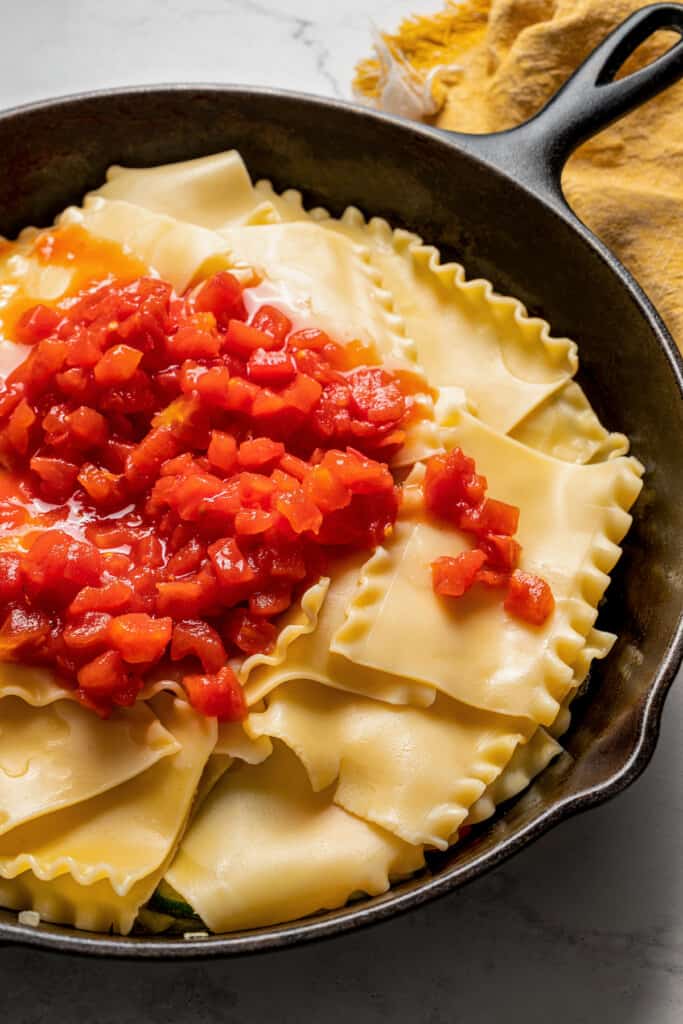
[0,82,680,960]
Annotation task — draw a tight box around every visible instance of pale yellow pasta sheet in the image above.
[241,559,435,709]
[58,198,240,293]
[0,695,215,895]
[166,742,424,933]
[90,150,277,229]
[332,411,642,726]
[248,680,534,848]
[0,695,178,836]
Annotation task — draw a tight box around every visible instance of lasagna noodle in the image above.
[0,663,84,705]
[253,179,580,436]
[0,695,178,835]
[254,178,628,462]
[466,626,615,826]
[166,741,425,933]
[465,728,562,827]
[89,150,277,229]
[332,412,642,725]
[247,680,534,848]
[241,557,435,709]
[0,694,215,895]
[0,850,175,936]
[509,380,629,463]
[219,222,418,369]
[58,198,239,292]
[214,721,272,765]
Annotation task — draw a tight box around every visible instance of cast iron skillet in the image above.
[0,4,682,959]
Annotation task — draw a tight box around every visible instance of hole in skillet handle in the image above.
[437,3,683,204]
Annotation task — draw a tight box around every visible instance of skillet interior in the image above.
[0,87,681,957]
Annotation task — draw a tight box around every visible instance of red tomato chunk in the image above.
[0,267,421,717]
[426,449,554,625]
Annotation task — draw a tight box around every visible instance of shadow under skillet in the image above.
[1,680,680,1024]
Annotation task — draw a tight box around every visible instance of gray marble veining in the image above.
[0,2,681,1021]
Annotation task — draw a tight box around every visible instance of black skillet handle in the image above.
[447,3,683,206]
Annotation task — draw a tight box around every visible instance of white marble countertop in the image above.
[0,2,681,1021]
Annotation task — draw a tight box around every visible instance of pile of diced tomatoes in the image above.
[0,263,554,722]
[425,448,555,625]
[0,270,412,719]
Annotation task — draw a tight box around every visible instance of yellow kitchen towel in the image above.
[355,0,683,350]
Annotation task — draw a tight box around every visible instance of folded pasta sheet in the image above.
[90,150,277,229]
[220,223,418,370]
[0,694,178,835]
[0,695,215,895]
[332,412,642,725]
[253,177,627,463]
[241,557,435,708]
[247,680,533,848]
[166,742,424,932]
[59,199,237,292]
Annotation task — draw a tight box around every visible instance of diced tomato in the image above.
[459,498,520,538]
[63,612,112,653]
[223,376,260,413]
[156,578,216,618]
[171,619,227,673]
[474,568,509,588]
[224,319,280,358]
[250,305,291,345]
[322,449,393,495]
[479,534,521,573]
[304,464,351,513]
[94,344,143,385]
[224,607,277,654]
[234,508,277,535]
[56,366,93,401]
[101,552,133,577]
[6,400,37,455]
[14,338,69,395]
[167,323,221,360]
[238,472,275,505]
[30,456,80,499]
[247,348,296,386]
[504,571,555,626]
[77,649,127,697]
[182,664,246,721]
[208,537,255,588]
[67,406,108,448]
[125,425,178,486]
[78,463,126,507]
[0,382,24,421]
[238,437,285,470]
[166,538,206,577]
[0,606,51,659]
[279,453,307,481]
[22,530,103,605]
[0,552,23,603]
[275,489,323,534]
[207,430,238,474]
[69,581,134,616]
[424,448,487,521]
[280,373,322,414]
[431,550,486,598]
[193,271,246,327]
[108,612,172,664]
[14,304,62,345]
[286,327,330,351]
[249,584,291,618]
[348,368,406,425]
[251,388,288,419]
